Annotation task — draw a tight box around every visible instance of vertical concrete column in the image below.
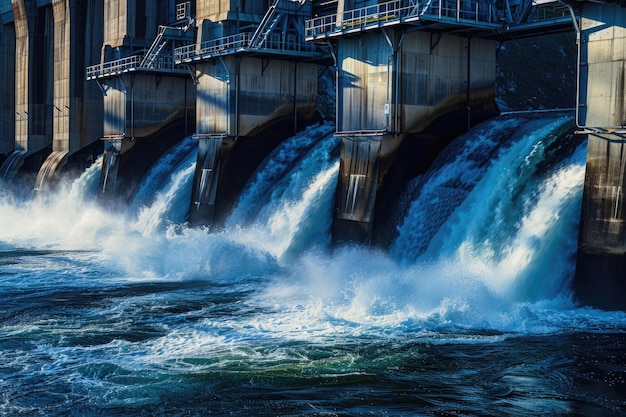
[99,2,136,198]
[13,0,35,151]
[196,59,231,137]
[80,0,104,150]
[98,0,149,198]
[189,135,223,223]
[575,5,626,309]
[101,0,159,57]
[103,0,128,53]
[189,56,233,224]
[190,54,318,225]
[0,19,16,158]
[51,0,71,154]
[34,0,104,192]
[12,0,54,154]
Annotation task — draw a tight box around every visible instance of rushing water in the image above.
[1,115,625,416]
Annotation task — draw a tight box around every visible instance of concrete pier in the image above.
[11,0,54,177]
[89,0,196,200]
[180,0,320,225]
[189,56,319,223]
[305,1,575,243]
[574,3,626,310]
[34,0,104,193]
[0,0,104,188]
[308,1,519,242]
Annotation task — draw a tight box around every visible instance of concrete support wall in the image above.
[400,34,495,132]
[31,0,104,193]
[102,74,195,140]
[577,8,626,129]
[188,0,319,225]
[190,55,318,224]
[13,0,54,153]
[98,73,195,198]
[337,31,495,134]
[0,20,15,157]
[51,0,103,153]
[334,30,496,241]
[196,0,264,41]
[97,0,199,199]
[195,56,318,137]
[102,0,162,57]
[575,5,626,309]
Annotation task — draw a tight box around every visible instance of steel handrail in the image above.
[174,31,316,63]
[86,55,142,79]
[86,53,187,79]
[305,0,571,38]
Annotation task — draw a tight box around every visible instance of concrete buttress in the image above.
[575,3,626,310]
[330,25,497,242]
[34,0,104,194]
[93,0,196,201]
[186,0,320,225]
[13,0,54,173]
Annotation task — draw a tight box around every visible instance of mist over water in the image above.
[0,115,619,329]
[392,114,586,305]
[1,114,626,416]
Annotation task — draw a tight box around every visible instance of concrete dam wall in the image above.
[7,1,626,308]
[0,0,577,225]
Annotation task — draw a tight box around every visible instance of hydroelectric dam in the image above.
[0,0,624,310]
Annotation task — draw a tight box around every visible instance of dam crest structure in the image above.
[0,0,624,309]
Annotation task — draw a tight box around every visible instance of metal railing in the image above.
[174,31,316,63]
[530,2,572,22]
[249,0,281,49]
[86,55,142,79]
[86,53,187,79]
[305,0,572,38]
[175,33,249,62]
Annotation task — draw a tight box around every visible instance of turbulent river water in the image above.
[1,112,625,416]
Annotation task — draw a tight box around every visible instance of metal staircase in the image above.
[248,0,282,49]
[140,19,195,69]
[141,26,169,68]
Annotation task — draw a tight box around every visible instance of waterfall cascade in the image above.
[1,113,586,303]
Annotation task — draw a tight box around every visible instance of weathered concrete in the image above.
[50,0,103,154]
[95,0,196,199]
[188,0,320,224]
[13,0,54,155]
[98,73,196,198]
[333,29,497,241]
[196,0,265,41]
[0,18,15,161]
[195,57,317,138]
[575,4,626,310]
[34,0,104,192]
[101,0,161,58]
